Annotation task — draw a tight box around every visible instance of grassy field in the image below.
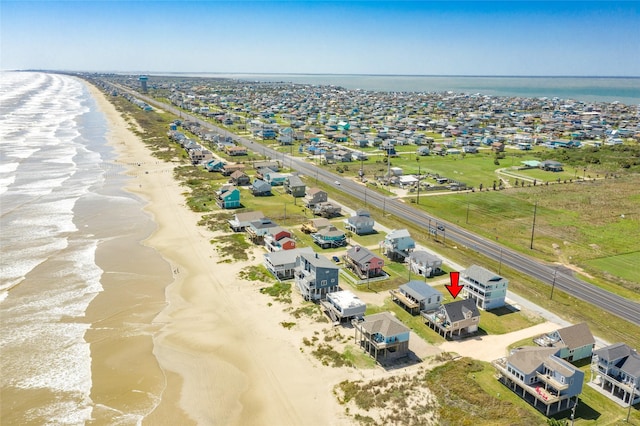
[107,87,640,425]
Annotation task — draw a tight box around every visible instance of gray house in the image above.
[305,188,328,208]
[295,252,340,301]
[390,280,443,315]
[381,229,415,261]
[246,217,279,244]
[345,209,375,235]
[493,346,584,416]
[590,343,640,406]
[284,175,306,198]
[251,179,272,196]
[264,247,314,281]
[408,251,442,278]
[228,210,265,232]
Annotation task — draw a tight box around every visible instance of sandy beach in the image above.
[86,83,360,425]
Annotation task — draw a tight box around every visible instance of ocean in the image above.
[173,73,640,106]
[0,71,169,424]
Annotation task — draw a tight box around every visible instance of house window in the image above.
[530,376,536,384]
[321,280,327,286]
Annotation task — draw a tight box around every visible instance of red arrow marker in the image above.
[446,271,463,299]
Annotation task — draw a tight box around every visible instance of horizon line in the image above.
[7,69,640,79]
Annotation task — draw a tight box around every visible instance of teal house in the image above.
[215,186,241,209]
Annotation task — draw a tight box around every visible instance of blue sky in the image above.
[2,1,639,76]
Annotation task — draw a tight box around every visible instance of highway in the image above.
[110,82,640,327]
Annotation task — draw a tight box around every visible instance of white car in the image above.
[334,181,340,186]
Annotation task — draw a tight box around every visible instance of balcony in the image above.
[536,372,569,391]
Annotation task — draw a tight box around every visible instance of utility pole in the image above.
[416,157,421,205]
[530,201,538,250]
[550,267,558,300]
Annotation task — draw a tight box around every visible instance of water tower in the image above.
[139,75,148,93]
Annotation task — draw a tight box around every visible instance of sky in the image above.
[1,1,639,76]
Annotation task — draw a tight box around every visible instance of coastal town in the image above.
[92,73,639,425]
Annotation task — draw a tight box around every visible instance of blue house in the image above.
[251,179,272,196]
[493,346,584,416]
[205,159,226,172]
[353,312,410,363]
[215,186,240,209]
[345,209,375,235]
[295,252,340,301]
[381,229,415,261]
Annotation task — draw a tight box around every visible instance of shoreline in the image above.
[85,81,354,424]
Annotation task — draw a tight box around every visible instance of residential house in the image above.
[493,346,584,416]
[461,265,508,310]
[311,225,347,249]
[417,146,430,156]
[204,159,226,172]
[534,322,596,362]
[221,163,245,176]
[312,202,341,218]
[305,188,328,208]
[353,312,410,363]
[422,299,481,338]
[246,217,279,244]
[189,147,213,164]
[540,160,564,172]
[229,170,250,186]
[250,179,272,196]
[264,247,314,281]
[264,226,296,252]
[321,290,366,323]
[301,217,332,234]
[215,185,241,209]
[253,160,280,172]
[381,229,415,261]
[345,245,384,279]
[284,175,306,198]
[228,210,265,232]
[295,252,340,301]
[226,145,248,156]
[345,209,375,235]
[390,280,443,315]
[590,343,640,406]
[264,171,290,186]
[408,251,442,278]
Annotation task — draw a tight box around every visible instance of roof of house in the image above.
[234,211,265,223]
[556,322,595,350]
[508,346,560,374]
[249,218,278,230]
[620,351,640,378]
[409,250,442,264]
[306,187,326,196]
[354,209,371,217]
[264,247,314,265]
[442,299,480,323]
[347,245,378,265]
[594,342,633,362]
[287,175,305,187]
[463,264,505,284]
[400,280,442,302]
[252,179,272,191]
[385,229,411,240]
[315,225,345,238]
[327,290,366,310]
[310,218,332,229]
[360,312,409,337]
[299,252,338,269]
[230,170,248,179]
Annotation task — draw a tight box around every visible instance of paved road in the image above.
[108,82,640,327]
